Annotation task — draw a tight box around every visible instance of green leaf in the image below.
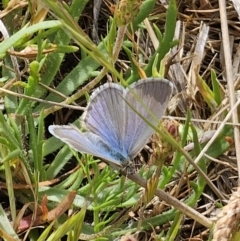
[211,69,223,105]
[197,74,218,112]
[132,0,156,31]
[0,204,20,241]
[0,21,61,59]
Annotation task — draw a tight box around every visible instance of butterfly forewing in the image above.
[123,78,173,159]
[83,84,128,158]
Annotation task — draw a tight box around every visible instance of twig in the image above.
[121,170,213,228]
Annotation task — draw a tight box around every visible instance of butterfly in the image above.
[49,78,173,169]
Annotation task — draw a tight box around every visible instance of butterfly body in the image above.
[49,78,173,168]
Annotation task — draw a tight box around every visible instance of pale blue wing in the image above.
[124,78,173,159]
[82,78,173,162]
[48,125,126,167]
[82,83,128,157]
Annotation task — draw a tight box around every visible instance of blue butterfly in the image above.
[49,78,173,168]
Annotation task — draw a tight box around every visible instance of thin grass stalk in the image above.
[218,0,240,179]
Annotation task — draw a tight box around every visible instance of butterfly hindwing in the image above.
[49,125,124,167]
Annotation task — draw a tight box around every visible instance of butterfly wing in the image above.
[82,83,128,159]
[48,125,124,167]
[124,78,173,158]
[83,78,173,161]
